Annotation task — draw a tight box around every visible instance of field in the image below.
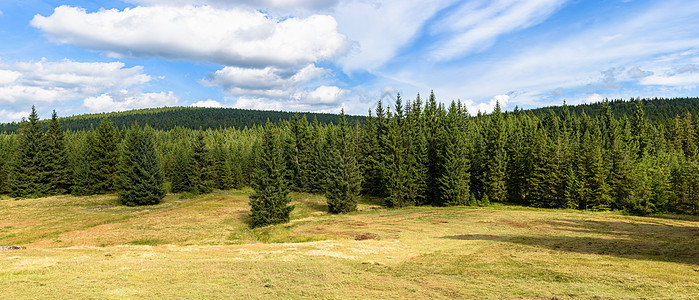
[0,190,697,299]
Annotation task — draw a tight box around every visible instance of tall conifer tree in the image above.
[10,106,44,198]
[119,124,166,206]
[325,110,362,213]
[249,120,294,227]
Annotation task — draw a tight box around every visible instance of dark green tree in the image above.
[485,101,508,202]
[71,133,94,196]
[435,101,471,206]
[90,118,120,194]
[192,130,213,194]
[10,106,44,198]
[325,110,362,213]
[118,124,166,206]
[171,141,195,193]
[40,110,69,195]
[249,121,294,227]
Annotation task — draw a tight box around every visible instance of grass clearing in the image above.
[0,191,697,298]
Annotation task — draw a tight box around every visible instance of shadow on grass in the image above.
[442,218,699,265]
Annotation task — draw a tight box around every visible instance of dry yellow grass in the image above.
[0,191,697,299]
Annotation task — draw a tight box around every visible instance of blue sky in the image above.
[0,0,698,122]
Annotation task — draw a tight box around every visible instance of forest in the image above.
[0,94,697,228]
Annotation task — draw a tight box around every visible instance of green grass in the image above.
[0,191,697,299]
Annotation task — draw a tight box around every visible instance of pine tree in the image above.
[10,106,44,198]
[325,110,362,213]
[249,120,294,227]
[40,110,69,195]
[90,118,120,194]
[118,124,166,206]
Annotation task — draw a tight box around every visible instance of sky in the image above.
[0,0,699,122]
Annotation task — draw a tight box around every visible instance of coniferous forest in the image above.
[1,95,698,228]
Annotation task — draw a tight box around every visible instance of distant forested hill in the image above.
[0,106,364,132]
[520,97,699,122]
[2,97,699,133]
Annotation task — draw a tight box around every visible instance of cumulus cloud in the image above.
[83,91,177,112]
[0,109,29,122]
[31,5,349,69]
[0,59,150,104]
[0,59,176,122]
[203,64,328,97]
[190,99,224,108]
[296,85,348,104]
[462,94,509,114]
[229,85,349,112]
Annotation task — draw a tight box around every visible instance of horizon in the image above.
[1,0,699,122]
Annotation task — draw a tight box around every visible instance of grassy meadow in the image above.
[0,190,697,299]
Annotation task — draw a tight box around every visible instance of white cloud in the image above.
[124,0,339,14]
[0,70,21,84]
[0,59,176,122]
[429,0,567,61]
[0,59,150,104]
[462,94,509,114]
[83,91,177,112]
[203,64,327,97]
[585,93,604,104]
[627,66,654,79]
[0,9,3,16]
[640,73,699,87]
[296,85,348,104]
[190,99,224,108]
[334,0,454,72]
[393,0,699,110]
[0,109,29,122]
[32,5,349,69]
[229,85,349,112]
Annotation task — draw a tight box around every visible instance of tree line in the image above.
[1,94,698,228]
[0,106,364,133]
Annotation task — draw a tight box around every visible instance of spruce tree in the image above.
[325,110,362,213]
[171,141,195,193]
[384,94,412,207]
[10,106,44,198]
[485,101,508,202]
[72,133,94,196]
[0,134,16,194]
[191,130,213,194]
[211,140,234,190]
[435,101,471,206]
[118,124,166,206]
[40,110,69,195]
[249,121,294,227]
[90,118,120,194]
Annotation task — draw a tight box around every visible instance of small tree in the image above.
[119,124,166,206]
[249,121,294,227]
